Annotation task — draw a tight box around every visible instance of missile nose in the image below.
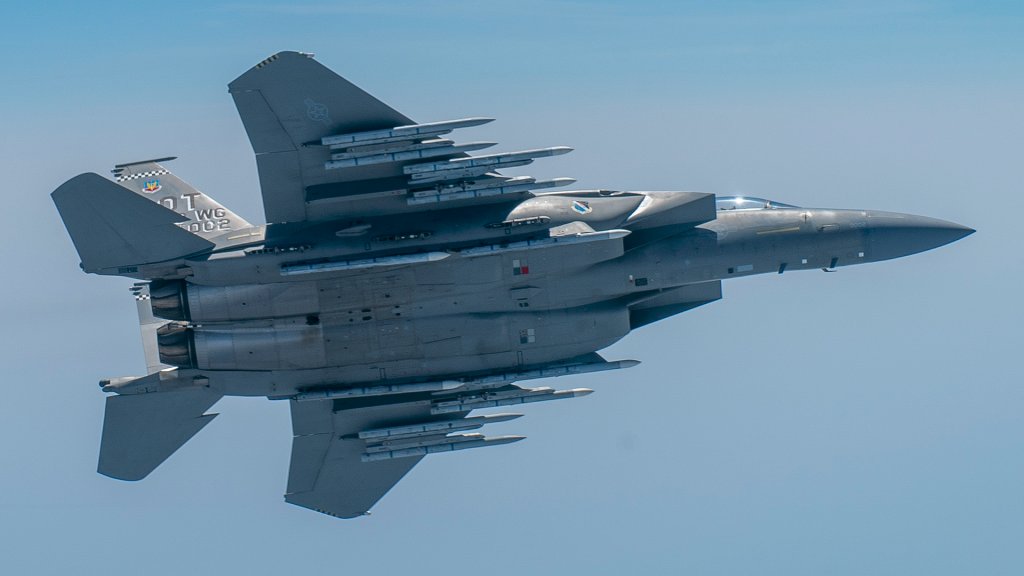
[865,211,974,262]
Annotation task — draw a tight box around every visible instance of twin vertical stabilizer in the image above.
[112,158,253,243]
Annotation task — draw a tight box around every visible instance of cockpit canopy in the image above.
[715,196,799,211]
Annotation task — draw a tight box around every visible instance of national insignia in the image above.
[304,98,331,124]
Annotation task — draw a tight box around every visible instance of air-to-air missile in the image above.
[325,141,497,170]
[408,177,577,205]
[358,413,524,441]
[432,388,596,415]
[293,358,640,402]
[359,413,528,463]
[50,51,975,518]
[280,250,451,276]
[321,117,495,148]
[362,434,526,462]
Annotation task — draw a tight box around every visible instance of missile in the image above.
[405,160,533,185]
[359,413,523,441]
[330,138,456,159]
[458,228,631,257]
[294,378,464,402]
[362,434,525,462]
[364,432,491,454]
[321,117,494,148]
[452,175,535,192]
[408,177,576,206]
[411,175,535,197]
[432,387,593,415]
[405,146,573,173]
[447,359,640,391]
[280,251,450,276]
[363,428,527,453]
[325,141,496,170]
[294,358,637,404]
[404,146,572,179]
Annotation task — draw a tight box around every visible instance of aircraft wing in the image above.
[284,383,578,518]
[229,52,573,225]
[284,398,431,518]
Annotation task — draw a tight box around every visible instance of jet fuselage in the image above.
[139,200,971,398]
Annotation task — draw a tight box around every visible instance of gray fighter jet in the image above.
[51,51,973,518]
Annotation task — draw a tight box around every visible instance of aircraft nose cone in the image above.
[866,211,974,262]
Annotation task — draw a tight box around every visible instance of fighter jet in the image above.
[51,51,973,518]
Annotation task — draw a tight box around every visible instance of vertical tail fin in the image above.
[130,282,170,375]
[112,158,253,244]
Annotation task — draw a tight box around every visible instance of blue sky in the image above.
[1,2,1021,574]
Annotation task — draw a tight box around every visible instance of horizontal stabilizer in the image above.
[98,387,222,481]
[52,173,215,274]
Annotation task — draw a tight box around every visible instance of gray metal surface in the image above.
[285,399,426,518]
[228,51,412,224]
[51,173,215,274]
[98,386,221,481]
[112,159,253,244]
[51,51,975,519]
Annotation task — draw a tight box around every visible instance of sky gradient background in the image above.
[1,1,1021,574]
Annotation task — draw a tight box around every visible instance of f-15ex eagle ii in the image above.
[52,51,973,518]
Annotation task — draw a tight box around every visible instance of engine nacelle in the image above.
[157,321,195,367]
[149,280,188,321]
[149,280,320,323]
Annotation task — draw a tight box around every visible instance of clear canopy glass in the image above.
[715,196,799,211]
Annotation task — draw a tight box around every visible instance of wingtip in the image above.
[230,50,322,89]
[51,172,104,199]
